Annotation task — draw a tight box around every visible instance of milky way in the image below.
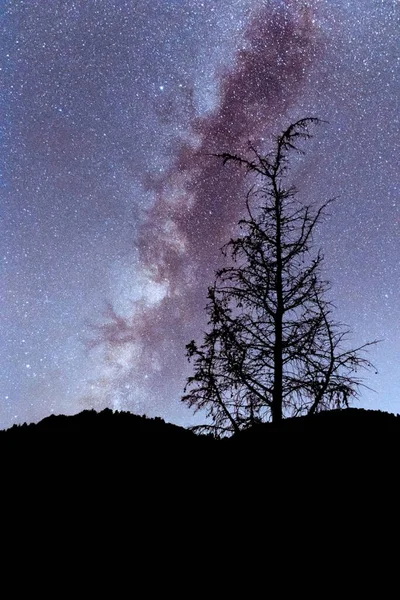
[1,1,399,429]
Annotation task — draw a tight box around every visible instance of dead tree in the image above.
[183,118,376,436]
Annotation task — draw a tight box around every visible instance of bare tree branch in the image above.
[183,119,377,437]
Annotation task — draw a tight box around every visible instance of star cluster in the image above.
[1,0,399,429]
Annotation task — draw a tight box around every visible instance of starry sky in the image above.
[1,0,399,430]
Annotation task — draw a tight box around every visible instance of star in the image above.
[1,0,399,430]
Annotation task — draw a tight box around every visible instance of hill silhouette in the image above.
[2,406,399,460]
[2,407,399,526]
[2,405,399,439]
[1,407,202,441]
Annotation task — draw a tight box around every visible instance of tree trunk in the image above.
[272,317,283,422]
[272,183,283,423]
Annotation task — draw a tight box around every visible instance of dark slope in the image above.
[0,408,217,486]
[227,407,400,480]
[2,409,395,577]
[1,407,200,441]
[2,406,399,468]
[2,405,400,443]
[2,408,399,524]
[231,407,400,440]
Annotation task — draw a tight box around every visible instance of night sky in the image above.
[1,0,399,430]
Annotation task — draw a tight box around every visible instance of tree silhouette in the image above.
[183,118,377,437]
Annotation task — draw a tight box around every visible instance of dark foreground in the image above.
[2,407,399,472]
[2,407,398,559]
